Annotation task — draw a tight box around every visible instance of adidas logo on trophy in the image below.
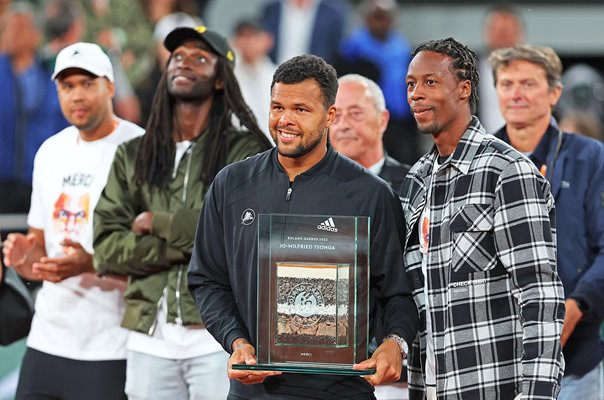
[317,217,338,232]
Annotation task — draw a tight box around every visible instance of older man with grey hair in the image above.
[490,43,604,400]
[330,74,409,190]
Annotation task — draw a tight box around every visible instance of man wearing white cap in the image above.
[2,42,143,399]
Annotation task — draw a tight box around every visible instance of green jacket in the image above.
[93,129,267,334]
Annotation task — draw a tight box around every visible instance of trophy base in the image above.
[232,363,376,376]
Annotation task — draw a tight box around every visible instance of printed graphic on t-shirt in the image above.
[52,173,94,243]
[52,192,90,242]
[420,214,430,254]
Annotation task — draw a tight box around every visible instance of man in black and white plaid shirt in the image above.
[400,37,565,400]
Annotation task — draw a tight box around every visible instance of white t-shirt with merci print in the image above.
[27,119,143,360]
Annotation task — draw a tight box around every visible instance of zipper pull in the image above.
[286,187,292,201]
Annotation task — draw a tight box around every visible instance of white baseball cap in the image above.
[52,42,114,82]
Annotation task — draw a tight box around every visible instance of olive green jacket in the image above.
[93,130,267,334]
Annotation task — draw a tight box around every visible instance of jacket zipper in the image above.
[285,180,294,209]
[173,143,195,325]
[281,182,294,242]
[175,265,184,325]
[149,286,168,335]
[181,143,194,204]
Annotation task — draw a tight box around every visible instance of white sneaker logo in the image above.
[317,217,338,232]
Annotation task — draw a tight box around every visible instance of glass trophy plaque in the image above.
[232,214,373,375]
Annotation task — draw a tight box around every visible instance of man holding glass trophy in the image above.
[188,54,419,399]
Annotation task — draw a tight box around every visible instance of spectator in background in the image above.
[41,0,85,57]
[0,2,68,213]
[478,4,524,133]
[142,0,199,25]
[336,0,418,166]
[76,0,154,86]
[231,18,276,138]
[93,26,271,400]
[556,63,604,141]
[43,0,143,124]
[490,44,604,400]
[330,74,409,190]
[261,0,346,65]
[2,41,143,400]
[136,11,201,125]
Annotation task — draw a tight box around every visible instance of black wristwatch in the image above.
[571,297,589,313]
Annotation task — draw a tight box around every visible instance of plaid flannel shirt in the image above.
[400,117,565,400]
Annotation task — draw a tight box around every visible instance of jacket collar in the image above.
[417,116,486,178]
[493,122,556,168]
[446,116,487,175]
[493,119,567,197]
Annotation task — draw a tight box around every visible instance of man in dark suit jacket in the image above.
[261,0,346,64]
[330,74,410,190]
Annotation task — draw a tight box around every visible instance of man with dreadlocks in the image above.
[400,37,565,399]
[93,26,272,400]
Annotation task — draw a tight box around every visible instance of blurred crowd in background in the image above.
[1,0,604,216]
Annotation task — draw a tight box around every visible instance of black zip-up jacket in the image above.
[188,145,418,399]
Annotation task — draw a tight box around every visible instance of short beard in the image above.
[167,80,215,103]
[276,129,324,158]
[71,114,102,133]
[417,120,441,135]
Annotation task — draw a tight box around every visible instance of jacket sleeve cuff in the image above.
[92,256,107,276]
[522,380,561,399]
[571,281,599,314]
[568,295,590,315]
[225,330,251,354]
[165,245,186,262]
[152,211,173,240]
